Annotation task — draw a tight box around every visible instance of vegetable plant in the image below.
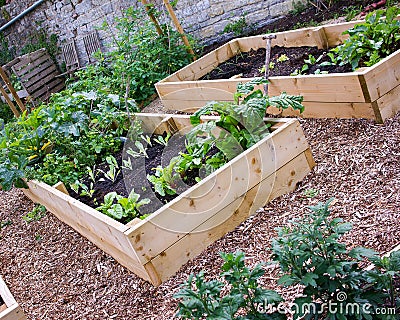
[147,78,304,197]
[96,189,150,223]
[175,251,284,319]
[271,198,399,319]
[333,7,400,70]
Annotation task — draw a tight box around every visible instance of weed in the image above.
[223,15,247,36]
[22,204,46,223]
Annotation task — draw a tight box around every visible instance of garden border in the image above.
[22,113,315,286]
[155,19,400,123]
[0,276,26,320]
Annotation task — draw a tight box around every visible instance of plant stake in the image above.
[262,34,276,94]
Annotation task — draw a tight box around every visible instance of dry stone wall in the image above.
[0,0,296,66]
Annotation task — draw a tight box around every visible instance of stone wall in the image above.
[0,0,296,67]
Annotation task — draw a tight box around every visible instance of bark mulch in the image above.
[0,112,399,319]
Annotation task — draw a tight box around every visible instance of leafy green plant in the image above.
[333,7,400,70]
[223,15,248,36]
[302,188,319,198]
[99,155,120,183]
[148,78,304,196]
[71,7,196,104]
[147,157,180,197]
[21,29,59,63]
[175,251,284,319]
[22,204,46,223]
[0,34,15,66]
[271,198,397,319]
[0,89,133,190]
[277,54,289,62]
[153,132,171,146]
[96,189,150,223]
[344,5,363,22]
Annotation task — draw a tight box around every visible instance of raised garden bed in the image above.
[0,276,26,320]
[155,19,400,123]
[22,113,315,286]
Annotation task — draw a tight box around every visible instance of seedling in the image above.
[153,132,171,146]
[141,134,152,147]
[126,141,148,158]
[277,54,289,62]
[302,188,319,198]
[22,204,46,223]
[99,155,120,183]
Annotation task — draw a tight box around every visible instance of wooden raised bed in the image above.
[0,276,26,320]
[155,20,400,123]
[22,113,315,286]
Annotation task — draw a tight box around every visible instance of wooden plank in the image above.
[149,150,313,283]
[53,181,69,195]
[125,119,309,265]
[11,49,47,71]
[12,51,49,75]
[0,304,26,320]
[32,78,64,101]
[23,70,59,93]
[0,277,16,307]
[0,67,26,113]
[14,56,53,81]
[0,85,20,117]
[157,71,366,106]
[0,276,26,320]
[165,40,240,82]
[20,63,57,87]
[269,101,376,119]
[312,26,329,50]
[237,28,319,52]
[376,83,400,122]
[22,181,150,281]
[363,49,400,102]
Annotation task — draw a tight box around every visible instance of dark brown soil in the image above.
[68,133,205,220]
[203,0,384,54]
[201,46,353,80]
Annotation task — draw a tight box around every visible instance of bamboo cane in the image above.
[0,66,26,115]
[162,0,196,60]
[141,0,164,36]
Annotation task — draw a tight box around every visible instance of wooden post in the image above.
[141,0,164,36]
[0,84,20,117]
[162,0,196,60]
[0,66,26,114]
[262,34,277,95]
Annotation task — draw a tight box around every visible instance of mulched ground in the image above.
[0,112,399,319]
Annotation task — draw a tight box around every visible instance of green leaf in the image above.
[349,247,378,260]
[301,272,318,287]
[277,274,298,286]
